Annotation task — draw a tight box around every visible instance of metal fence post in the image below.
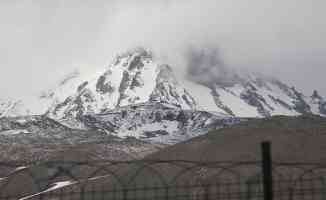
[80,187,85,200]
[262,141,273,200]
[122,188,128,200]
[165,185,169,200]
[246,181,252,200]
[204,184,210,200]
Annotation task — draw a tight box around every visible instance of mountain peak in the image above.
[1,48,325,121]
[37,50,196,122]
[116,47,153,62]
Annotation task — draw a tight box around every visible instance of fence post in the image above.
[246,181,252,200]
[261,141,273,200]
[165,185,169,200]
[59,188,63,200]
[204,184,210,200]
[122,188,128,200]
[80,187,85,200]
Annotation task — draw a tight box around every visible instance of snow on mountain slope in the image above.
[41,48,196,122]
[1,47,326,123]
[183,80,227,114]
[0,99,30,117]
[0,115,70,134]
[81,102,240,144]
[214,84,261,117]
[1,47,326,144]
[184,76,326,118]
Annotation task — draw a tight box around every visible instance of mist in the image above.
[0,0,325,99]
[185,46,241,88]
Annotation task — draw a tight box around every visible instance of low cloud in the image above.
[185,46,239,88]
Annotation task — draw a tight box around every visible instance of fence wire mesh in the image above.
[0,160,326,200]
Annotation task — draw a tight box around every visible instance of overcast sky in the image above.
[0,0,325,99]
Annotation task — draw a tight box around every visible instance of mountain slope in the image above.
[184,72,326,118]
[41,48,196,122]
[0,115,163,161]
[2,48,325,119]
[40,48,326,120]
[148,114,326,163]
[0,47,325,143]
[0,98,30,117]
[80,102,240,144]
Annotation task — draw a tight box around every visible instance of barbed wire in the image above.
[1,160,326,199]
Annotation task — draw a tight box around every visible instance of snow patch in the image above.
[0,129,30,135]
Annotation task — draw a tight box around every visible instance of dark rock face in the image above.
[181,91,197,109]
[77,81,89,92]
[130,72,144,89]
[272,79,296,99]
[128,55,144,70]
[143,130,169,138]
[240,89,272,117]
[96,73,115,94]
[52,97,73,115]
[0,115,70,133]
[80,102,240,144]
[268,95,293,111]
[292,87,311,114]
[211,89,235,116]
[119,71,132,94]
[150,65,197,109]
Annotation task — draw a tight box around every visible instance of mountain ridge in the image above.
[2,48,324,118]
[1,47,325,143]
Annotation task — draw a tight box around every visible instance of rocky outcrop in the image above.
[41,48,198,121]
[81,102,240,144]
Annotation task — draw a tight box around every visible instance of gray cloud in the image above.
[0,0,325,99]
[185,46,240,88]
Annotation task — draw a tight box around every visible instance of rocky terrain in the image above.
[1,115,326,198]
[1,48,325,145]
[0,47,325,196]
[80,102,240,144]
[0,115,166,162]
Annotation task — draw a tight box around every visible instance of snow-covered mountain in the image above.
[80,102,239,144]
[184,73,326,118]
[0,98,30,117]
[36,48,326,119]
[40,48,196,122]
[1,47,325,143]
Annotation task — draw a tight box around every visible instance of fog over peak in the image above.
[0,0,325,99]
[185,46,238,88]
